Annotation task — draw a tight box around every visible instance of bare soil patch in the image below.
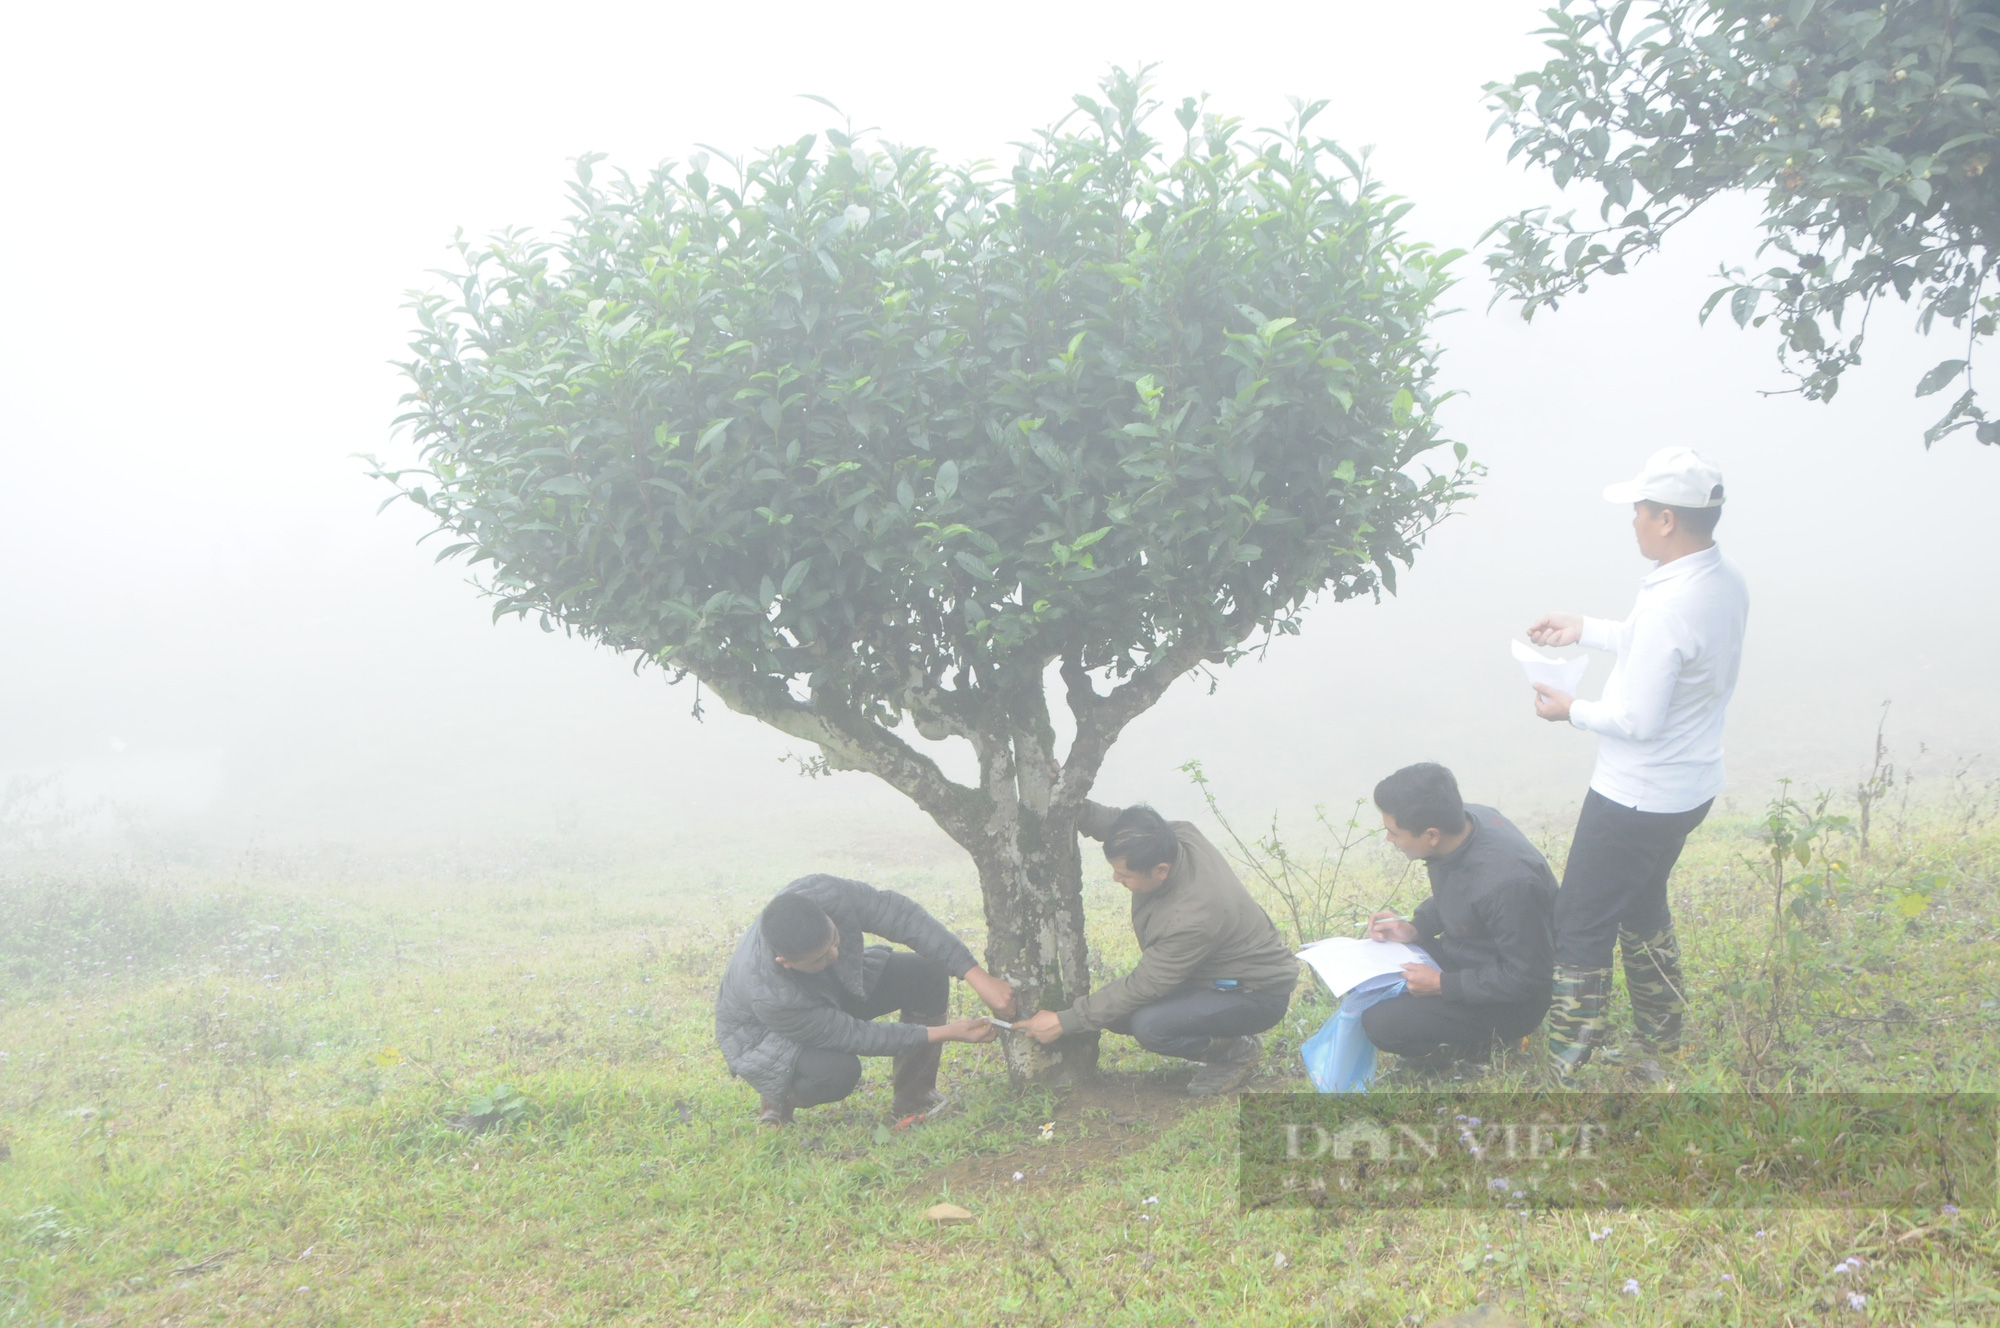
[913,1069,1235,1197]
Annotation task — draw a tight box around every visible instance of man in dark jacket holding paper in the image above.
[1362,763,1557,1066]
[715,875,1014,1125]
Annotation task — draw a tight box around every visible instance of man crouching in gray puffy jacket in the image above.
[715,875,1016,1126]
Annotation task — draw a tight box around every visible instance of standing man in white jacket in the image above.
[1526,447,1748,1078]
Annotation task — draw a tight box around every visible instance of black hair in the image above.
[1643,494,1724,539]
[1102,805,1179,873]
[760,892,834,958]
[1372,762,1466,836]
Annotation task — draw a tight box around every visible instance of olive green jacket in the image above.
[1056,801,1298,1034]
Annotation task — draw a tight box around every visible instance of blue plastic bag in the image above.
[1300,970,1410,1092]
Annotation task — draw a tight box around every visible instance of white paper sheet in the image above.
[1511,639,1588,697]
[1296,936,1434,997]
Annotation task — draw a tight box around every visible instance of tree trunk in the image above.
[970,806,1100,1086]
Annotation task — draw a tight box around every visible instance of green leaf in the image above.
[935,460,959,501]
[1915,359,1968,397]
[1729,287,1759,328]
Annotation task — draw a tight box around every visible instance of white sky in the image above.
[3,1,1995,855]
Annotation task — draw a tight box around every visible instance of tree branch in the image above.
[1056,640,1218,809]
[700,669,988,846]
[901,669,984,744]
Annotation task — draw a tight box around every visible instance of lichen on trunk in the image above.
[970,797,1100,1085]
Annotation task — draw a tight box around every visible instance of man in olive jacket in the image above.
[715,875,1013,1125]
[1018,801,1298,1096]
[1363,763,1557,1065]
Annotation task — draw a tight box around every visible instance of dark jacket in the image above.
[1058,800,1299,1034]
[1410,805,1557,1007]
[714,875,976,1101]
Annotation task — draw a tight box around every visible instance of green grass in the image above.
[2,798,1997,1326]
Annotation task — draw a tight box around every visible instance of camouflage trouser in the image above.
[1619,923,1685,1053]
[1545,965,1613,1075]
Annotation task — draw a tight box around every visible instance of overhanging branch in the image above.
[700,670,988,845]
[1056,640,1218,809]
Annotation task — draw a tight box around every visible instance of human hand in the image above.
[932,1016,999,1044]
[964,965,1017,1019]
[1526,613,1582,648]
[1017,1010,1065,1044]
[1400,963,1442,996]
[1532,683,1573,722]
[1367,910,1418,944]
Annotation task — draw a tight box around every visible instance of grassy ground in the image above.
[2,790,1997,1327]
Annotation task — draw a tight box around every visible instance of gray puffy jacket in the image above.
[713,874,976,1102]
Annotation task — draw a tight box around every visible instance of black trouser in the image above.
[1555,790,1712,969]
[1102,982,1292,1061]
[1362,991,1551,1063]
[787,949,949,1108]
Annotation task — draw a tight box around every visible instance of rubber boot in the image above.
[1186,1035,1261,1096]
[890,1039,945,1119]
[1619,923,1686,1055]
[1545,966,1613,1078]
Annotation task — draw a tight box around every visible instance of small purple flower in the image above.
[1847,1291,1867,1311]
[1622,1278,1641,1297]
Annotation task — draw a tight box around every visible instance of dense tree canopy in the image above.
[1486,0,1999,446]
[378,71,1468,1077]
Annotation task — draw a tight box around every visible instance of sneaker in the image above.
[1186,1036,1261,1096]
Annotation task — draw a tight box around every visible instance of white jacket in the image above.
[1569,544,1749,814]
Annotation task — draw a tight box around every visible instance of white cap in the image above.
[1603,446,1726,508]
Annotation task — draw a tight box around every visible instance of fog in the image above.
[4,1,1995,865]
